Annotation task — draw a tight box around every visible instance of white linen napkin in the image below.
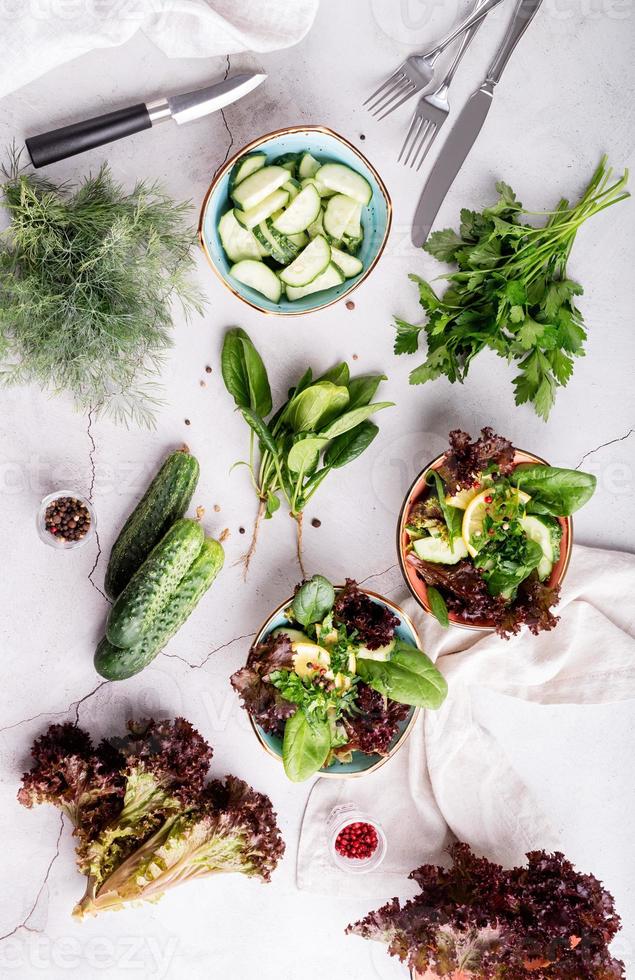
[0,0,319,100]
[297,545,635,898]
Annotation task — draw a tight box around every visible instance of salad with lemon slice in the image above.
[403,428,597,637]
[231,576,447,781]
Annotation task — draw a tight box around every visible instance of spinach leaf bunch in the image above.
[396,157,629,420]
[221,328,393,575]
[0,160,203,426]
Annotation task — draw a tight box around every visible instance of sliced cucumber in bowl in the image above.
[217,146,378,306]
[231,165,290,211]
[279,235,331,287]
[330,245,363,278]
[315,163,372,205]
[323,194,360,242]
[228,152,266,192]
[272,184,321,235]
[218,210,266,262]
[285,263,344,300]
[229,260,282,303]
[234,189,290,229]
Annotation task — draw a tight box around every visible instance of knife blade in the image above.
[411,0,544,247]
[411,82,494,247]
[25,72,267,169]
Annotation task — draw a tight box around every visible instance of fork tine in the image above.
[367,75,409,114]
[398,112,422,163]
[374,84,418,120]
[363,68,403,107]
[408,120,432,168]
[403,117,425,167]
[414,123,438,171]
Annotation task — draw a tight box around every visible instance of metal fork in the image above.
[399,0,489,169]
[364,0,504,119]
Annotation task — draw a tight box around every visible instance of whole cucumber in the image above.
[104,448,200,599]
[95,538,225,680]
[106,518,204,649]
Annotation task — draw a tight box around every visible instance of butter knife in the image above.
[26,72,267,169]
[411,0,543,247]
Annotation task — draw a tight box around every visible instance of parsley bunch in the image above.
[396,157,629,419]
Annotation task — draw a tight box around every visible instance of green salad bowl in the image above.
[250,587,421,779]
[198,125,392,316]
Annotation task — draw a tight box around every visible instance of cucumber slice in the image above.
[288,230,309,248]
[323,194,360,241]
[272,152,299,176]
[272,185,321,235]
[234,189,289,229]
[307,211,325,239]
[218,210,266,262]
[228,153,266,192]
[229,260,282,303]
[520,515,562,581]
[267,220,302,256]
[253,220,295,265]
[279,235,331,287]
[330,245,363,278]
[413,536,468,565]
[344,202,363,238]
[298,152,320,179]
[301,177,336,198]
[231,166,289,211]
[315,163,372,205]
[285,263,344,300]
[283,178,302,201]
[342,232,363,255]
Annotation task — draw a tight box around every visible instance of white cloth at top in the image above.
[297,545,635,901]
[0,0,319,100]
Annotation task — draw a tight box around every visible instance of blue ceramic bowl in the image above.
[198,126,392,316]
[250,587,421,779]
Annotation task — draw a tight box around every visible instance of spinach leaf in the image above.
[357,642,447,709]
[475,537,543,598]
[292,575,335,626]
[221,328,272,417]
[510,464,596,515]
[282,709,331,782]
[317,362,350,386]
[285,382,349,433]
[346,374,387,410]
[318,402,394,440]
[287,436,328,474]
[240,408,278,457]
[265,491,280,518]
[427,586,449,628]
[323,421,379,469]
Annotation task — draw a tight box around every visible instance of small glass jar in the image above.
[37,491,96,550]
[326,802,387,874]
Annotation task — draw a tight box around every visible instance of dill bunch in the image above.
[0,158,204,426]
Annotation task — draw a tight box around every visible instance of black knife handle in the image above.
[25,103,152,168]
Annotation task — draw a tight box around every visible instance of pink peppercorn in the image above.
[334,821,378,860]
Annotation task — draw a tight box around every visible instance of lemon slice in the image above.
[291,641,330,679]
[462,488,530,557]
[445,473,493,509]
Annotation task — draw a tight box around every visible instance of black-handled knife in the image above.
[25,72,267,168]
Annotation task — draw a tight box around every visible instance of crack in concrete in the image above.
[0,681,110,736]
[218,55,235,171]
[86,407,110,603]
[163,630,255,670]
[576,427,634,470]
[358,563,399,586]
[0,812,64,942]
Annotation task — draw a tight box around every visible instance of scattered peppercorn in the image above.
[213,504,221,513]
[359,134,366,141]
[185,419,191,426]
[484,494,493,503]
[311,518,321,528]
[44,497,91,543]
[199,380,206,387]
[239,526,246,534]
[205,365,212,373]
[345,300,355,311]
[335,821,378,860]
